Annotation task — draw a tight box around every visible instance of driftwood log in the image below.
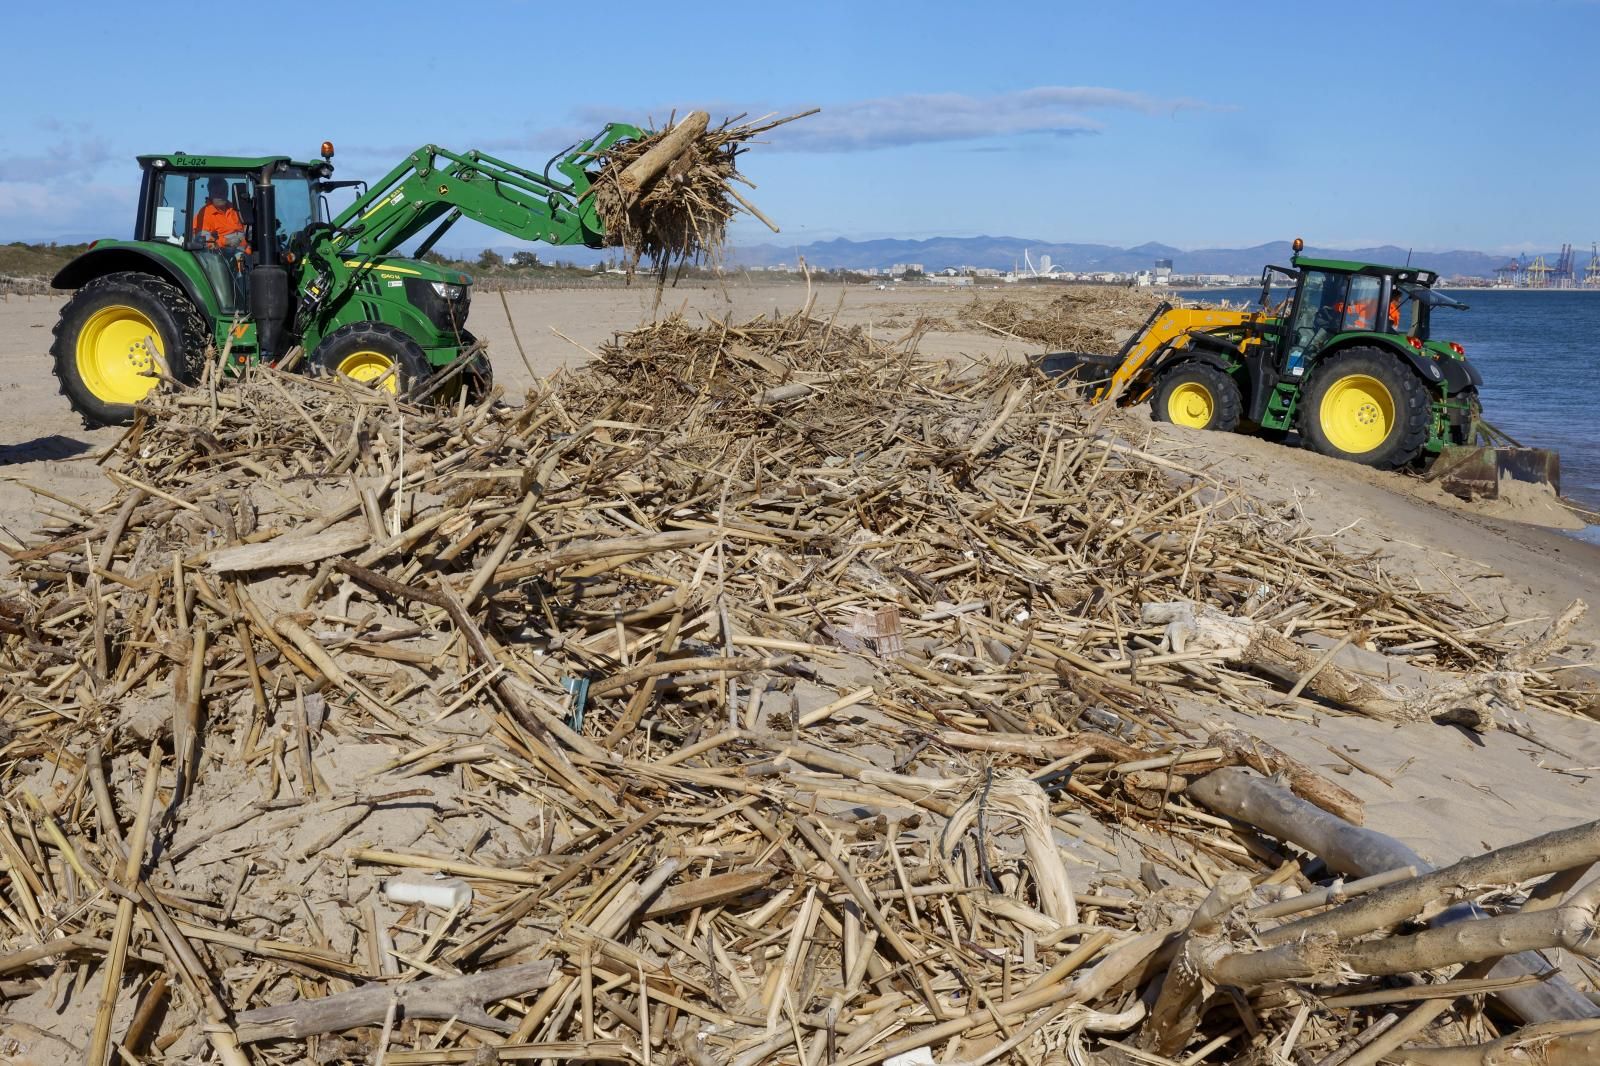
[613,111,711,203]
[1189,768,1600,1026]
[1394,1021,1600,1065]
[234,960,558,1042]
[1143,599,1587,730]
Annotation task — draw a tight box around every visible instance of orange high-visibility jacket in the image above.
[1333,300,1375,329]
[195,201,249,251]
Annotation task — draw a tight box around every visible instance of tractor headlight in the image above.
[406,276,472,334]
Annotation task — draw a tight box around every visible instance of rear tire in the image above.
[1150,362,1242,432]
[310,323,431,395]
[51,271,208,426]
[1299,347,1431,469]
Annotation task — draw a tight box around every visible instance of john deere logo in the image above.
[438,184,449,195]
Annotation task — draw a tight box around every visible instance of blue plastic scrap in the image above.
[562,676,591,732]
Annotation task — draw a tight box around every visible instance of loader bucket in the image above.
[1425,444,1561,500]
[1033,351,1119,387]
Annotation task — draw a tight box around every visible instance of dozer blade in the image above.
[1033,351,1119,387]
[1426,445,1561,500]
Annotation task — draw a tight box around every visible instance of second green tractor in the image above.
[1039,240,1557,493]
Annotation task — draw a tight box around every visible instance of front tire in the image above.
[435,331,495,407]
[1299,347,1431,468]
[50,272,208,426]
[1150,362,1242,432]
[310,323,432,396]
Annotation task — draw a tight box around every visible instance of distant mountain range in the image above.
[724,237,1547,279]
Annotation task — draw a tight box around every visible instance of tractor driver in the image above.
[194,177,250,253]
[1342,296,1376,330]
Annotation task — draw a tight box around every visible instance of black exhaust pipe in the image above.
[250,264,289,364]
[250,177,290,362]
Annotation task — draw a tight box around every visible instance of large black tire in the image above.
[1150,362,1242,433]
[310,322,431,395]
[51,271,208,427]
[429,345,496,408]
[462,349,494,405]
[1298,347,1432,469]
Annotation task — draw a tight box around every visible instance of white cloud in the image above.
[0,182,133,241]
[751,87,1220,152]
[0,136,115,182]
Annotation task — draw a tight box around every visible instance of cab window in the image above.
[1387,288,1414,334]
[272,176,315,250]
[193,175,254,249]
[1290,270,1348,340]
[1340,275,1382,331]
[155,173,191,244]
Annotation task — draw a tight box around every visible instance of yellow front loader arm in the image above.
[1095,305,1261,402]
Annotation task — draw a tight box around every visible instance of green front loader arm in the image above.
[327,123,644,258]
[286,121,647,367]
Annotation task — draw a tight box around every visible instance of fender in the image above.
[1144,334,1237,384]
[307,278,461,362]
[52,243,217,318]
[1322,335,1478,396]
[1448,353,1484,392]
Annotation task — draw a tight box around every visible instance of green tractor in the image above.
[1040,240,1557,494]
[49,125,652,425]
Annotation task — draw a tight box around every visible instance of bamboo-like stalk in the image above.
[87,739,163,1066]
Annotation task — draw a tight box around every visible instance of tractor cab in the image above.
[1260,254,1465,382]
[1258,250,1470,381]
[134,154,324,313]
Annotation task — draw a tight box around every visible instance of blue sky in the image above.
[3,0,1596,254]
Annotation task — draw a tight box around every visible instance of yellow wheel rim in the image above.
[1166,381,1215,428]
[1319,373,1394,454]
[75,305,163,404]
[336,350,399,394]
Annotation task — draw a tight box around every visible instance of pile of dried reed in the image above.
[0,309,1594,1065]
[959,287,1169,353]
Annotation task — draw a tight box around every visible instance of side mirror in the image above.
[1259,280,1271,308]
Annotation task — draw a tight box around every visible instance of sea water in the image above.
[1178,287,1600,541]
